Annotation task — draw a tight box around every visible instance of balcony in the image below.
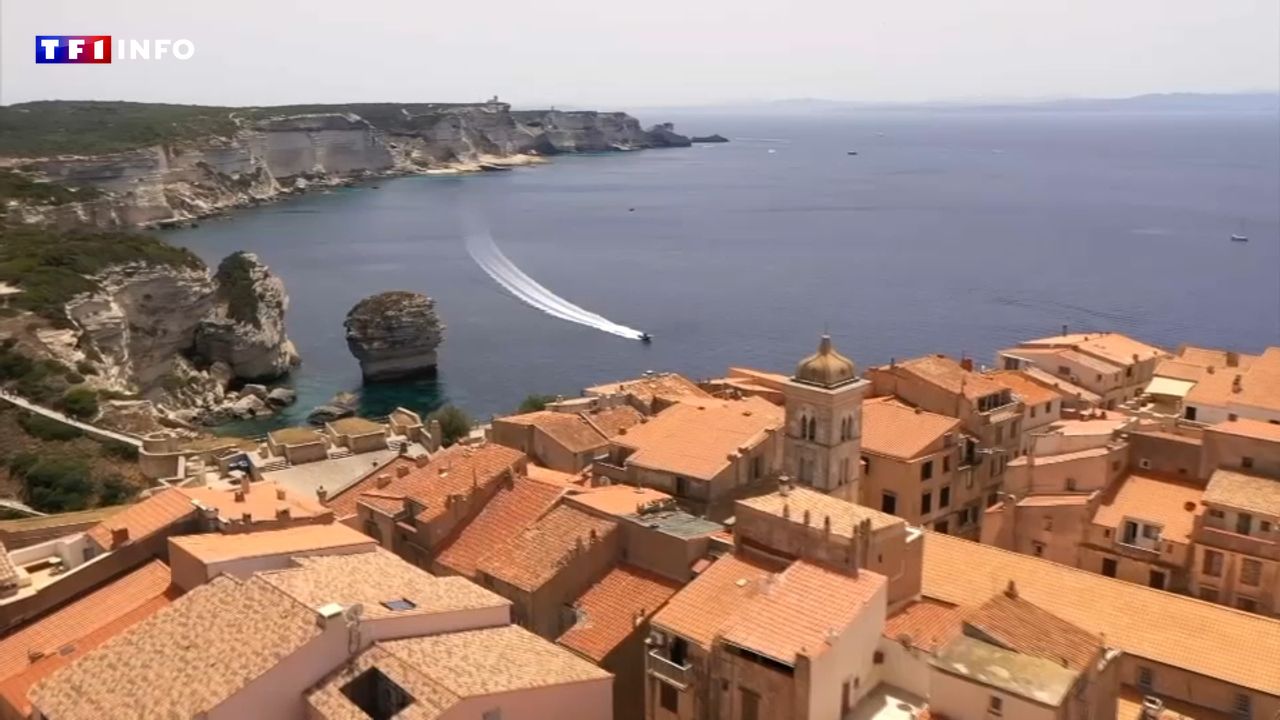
[647,650,692,689]
[1194,522,1280,561]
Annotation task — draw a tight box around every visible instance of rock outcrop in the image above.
[308,391,359,425]
[6,101,696,228]
[60,253,299,422]
[691,134,730,143]
[344,291,444,382]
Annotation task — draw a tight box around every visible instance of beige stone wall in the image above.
[711,648,805,720]
[489,418,535,456]
[621,522,708,583]
[1118,656,1280,719]
[282,441,328,465]
[928,666,1062,720]
[1189,536,1280,615]
[806,581,887,718]
[527,528,619,640]
[532,426,592,473]
[1200,427,1280,479]
[442,679,614,720]
[346,432,388,455]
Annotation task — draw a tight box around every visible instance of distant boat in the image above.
[1231,220,1248,242]
[639,333,652,344]
[846,151,858,156]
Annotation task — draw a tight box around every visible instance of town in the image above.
[0,330,1275,720]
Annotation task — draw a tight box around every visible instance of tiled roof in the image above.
[584,372,711,407]
[1186,347,1280,411]
[1017,366,1102,404]
[0,560,173,683]
[883,599,963,653]
[720,561,885,665]
[84,488,197,550]
[737,485,904,534]
[0,541,16,590]
[1154,359,1211,383]
[380,625,611,697]
[861,398,959,460]
[325,443,524,521]
[434,476,564,578]
[558,564,681,662]
[525,464,587,487]
[1020,333,1165,366]
[613,396,783,481]
[922,532,1280,695]
[1183,366,1238,407]
[476,504,617,592]
[964,590,1103,672]
[651,553,786,649]
[1091,473,1203,544]
[1203,468,1280,517]
[307,645,459,720]
[1207,417,1280,442]
[182,481,331,527]
[168,523,376,563]
[257,548,508,620]
[498,410,611,453]
[1176,345,1258,370]
[987,370,1064,406]
[890,355,1010,400]
[585,405,645,437]
[565,484,672,517]
[31,574,319,720]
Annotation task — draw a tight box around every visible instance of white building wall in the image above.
[806,579,888,719]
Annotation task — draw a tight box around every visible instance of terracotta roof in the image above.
[1183,366,1239,407]
[476,504,617,592]
[0,560,173,683]
[584,372,711,407]
[1017,366,1103,404]
[168,523,376,563]
[737,485,904,534]
[883,599,964,652]
[498,410,611,453]
[325,443,524,521]
[1234,348,1280,411]
[1019,333,1165,366]
[1207,417,1280,442]
[922,532,1280,695]
[0,542,16,590]
[558,564,681,662]
[182,481,332,526]
[85,488,197,550]
[987,370,1065,406]
[1203,468,1280,517]
[861,398,960,460]
[32,574,319,720]
[257,548,508,620]
[565,484,672,517]
[326,417,384,436]
[889,355,1010,401]
[1091,473,1203,544]
[268,426,323,445]
[964,590,1103,672]
[651,553,786,649]
[380,625,611,696]
[0,594,172,719]
[525,464,587,487]
[434,476,564,578]
[579,405,643,438]
[1177,345,1258,370]
[1154,359,1211,383]
[613,396,783,481]
[720,561,885,665]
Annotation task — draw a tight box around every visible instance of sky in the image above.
[2,0,1278,108]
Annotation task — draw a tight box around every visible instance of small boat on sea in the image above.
[639,333,652,344]
[847,151,858,156]
[1231,220,1248,242]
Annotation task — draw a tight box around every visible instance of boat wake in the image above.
[465,230,645,340]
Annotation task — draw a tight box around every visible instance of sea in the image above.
[167,109,1280,434]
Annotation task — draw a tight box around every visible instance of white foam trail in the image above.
[466,230,645,340]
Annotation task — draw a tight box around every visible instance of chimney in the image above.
[803,509,811,526]
[375,473,392,489]
[823,515,832,534]
[960,357,974,372]
[276,487,286,501]
[782,502,791,520]
[1206,365,1215,375]
[415,454,431,468]
[239,475,251,495]
[1226,351,1240,368]
[396,464,411,478]
[1004,579,1019,599]
[778,476,791,496]
[1232,375,1243,393]
[241,512,252,524]
[276,507,291,520]
[316,485,328,503]
[110,527,129,549]
[233,490,245,503]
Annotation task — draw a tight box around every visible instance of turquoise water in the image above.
[169,110,1280,434]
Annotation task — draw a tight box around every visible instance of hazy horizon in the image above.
[2,0,1277,108]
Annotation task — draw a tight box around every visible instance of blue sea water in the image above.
[168,110,1280,433]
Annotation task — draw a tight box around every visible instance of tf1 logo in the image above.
[36,36,195,63]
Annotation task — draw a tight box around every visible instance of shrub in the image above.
[213,252,262,328]
[18,413,82,441]
[64,372,85,385]
[102,442,140,461]
[0,350,33,380]
[97,473,136,506]
[58,387,99,420]
[518,394,558,413]
[76,360,97,376]
[22,456,93,512]
[8,452,39,477]
[428,405,473,447]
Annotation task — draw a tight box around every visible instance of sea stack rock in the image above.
[344,291,444,382]
[193,252,301,381]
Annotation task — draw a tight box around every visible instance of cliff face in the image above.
[60,254,298,420]
[7,103,690,228]
[344,291,444,382]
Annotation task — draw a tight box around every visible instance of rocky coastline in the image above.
[345,292,445,383]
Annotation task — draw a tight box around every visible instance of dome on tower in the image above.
[794,334,857,388]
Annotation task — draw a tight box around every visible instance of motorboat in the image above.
[639,333,652,344]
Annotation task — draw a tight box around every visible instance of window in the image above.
[1058,365,1070,376]
[1126,366,1133,378]
[1045,401,1053,413]
[840,458,849,485]
[1184,406,1197,421]
[1066,477,1077,491]
[740,688,760,720]
[881,492,897,515]
[1262,521,1273,533]
[752,455,762,479]
[1032,541,1045,557]
[1237,597,1258,613]
[1234,693,1252,719]
[1208,508,1225,519]
[659,681,678,712]
[1202,549,1224,577]
[1122,521,1139,545]
[1142,524,1161,541]
[1137,666,1154,691]
[1241,558,1262,587]
[1149,570,1165,590]
[861,455,872,475]
[939,485,951,507]
[1011,420,1019,435]
[987,492,999,507]
[1242,456,1254,469]
[921,491,932,515]
[921,460,933,481]
[1199,586,1220,603]
[943,455,950,473]
[994,426,1003,443]
[988,696,1004,717]
[1102,558,1117,577]
[934,520,949,534]
[1237,512,1253,536]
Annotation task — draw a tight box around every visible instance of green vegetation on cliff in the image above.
[213,251,262,328]
[428,405,473,447]
[0,169,101,207]
[0,101,236,156]
[0,225,202,321]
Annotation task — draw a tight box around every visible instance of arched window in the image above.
[799,413,809,439]
[806,417,817,441]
